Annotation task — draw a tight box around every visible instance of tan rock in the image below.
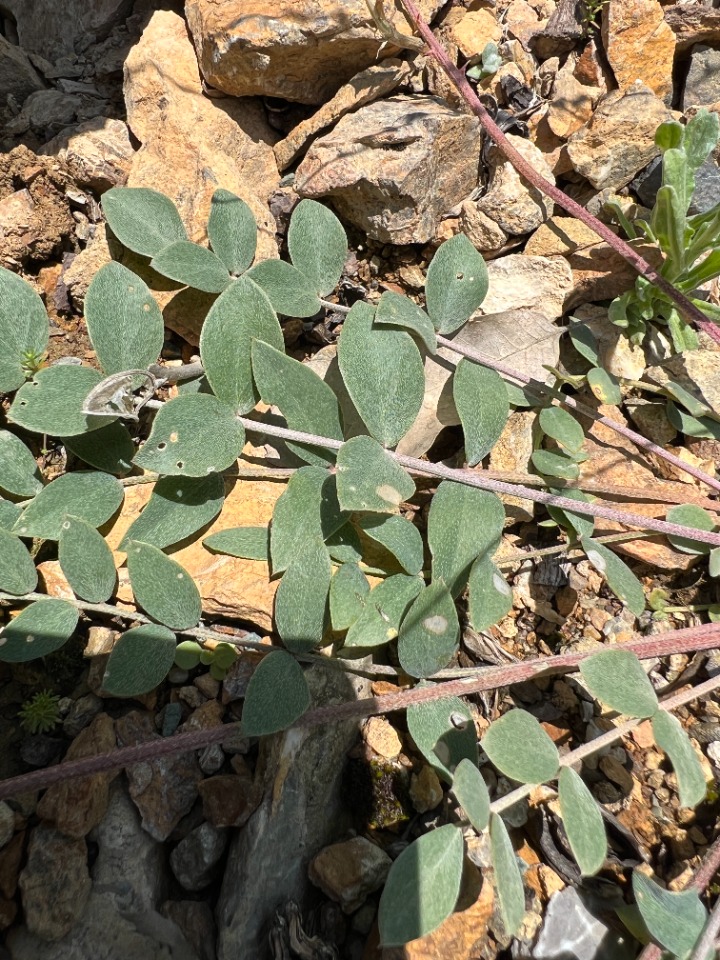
[185,0,442,105]
[645,351,720,417]
[567,82,673,190]
[309,837,391,913]
[482,254,573,316]
[0,190,42,266]
[41,119,134,193]
[459,200,507,253]
[547,57,600,139]
[580,308,650,381]
[663,4,720,52]
[476,134,555,236]
[273,60,412,171]
[409,764,444,813]
[489,411,537,524]
[450,9,502,58]
[506,0,547,50]
[362,717,402,759]
[574,38,610,94]
[602,0,676,103]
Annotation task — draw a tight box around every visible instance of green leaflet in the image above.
[102,186,187,257]
[558,767,607,876]
[208,188,257,275]
[102,623,177,697]
[375,291,437,353]
[0,498,22,532]
[242,651,311,735]
[64,421,135,475]
[666,503,716,555]
[531,449,580,481]
[245,260,321,317]
[581,537,645,616]
[9,365,115,437]
[482,709,560,784]
[343,574,422,649]
[357,514,424,575]
[274,536,331,654]
[126,541,201,630]
[468,555,512,631]
[538,406,585,454]
[329,562,370,632]
[287,198,347,296]
[119,473,225,551]
[587,367,622,405]
[133,394,245,477]
[13,471,123,541]
[453,360,508,465]
[451,758,490,833]
[0,598,79,662]
[151,241,231,293]
[397,581,459,679]
[547,487,595,540]
[425,234,488,334]
[58,516,117,603]
[406,693,477,782]
[0,266,49,394]
[490,813,525,936]
[335,436,415,513]
[632,872,706,959]
[579,649,659,719]
[0,529,37,596]
[0,431,42,497]
[203,527,270,562]
[652,710,707,808]
[270,467,346,574]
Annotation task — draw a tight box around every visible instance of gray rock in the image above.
[633,154,720,217]
[0,803,13,850]
[684,44,720,109]
[162,901,217,960]
[6,90,81,138]
[308,837,391,914]
[216,663,369,960]
[2,0,133,62]
[18,824,90,940]
[295,95,482,245]
[61,693,103,738]
[0,34,44,104]
[170,823,229,892]
[533,887,635,960]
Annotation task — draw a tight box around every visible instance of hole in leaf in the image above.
[456,272,464,280]
[157,442,167,451]
[176,461,184,470]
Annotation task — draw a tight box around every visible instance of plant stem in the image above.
[397,0,720,347]
[688,893,720,960]
[496,530,652,567]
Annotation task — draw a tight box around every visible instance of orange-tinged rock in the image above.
[602,0,676,103]
[450,9,502,58]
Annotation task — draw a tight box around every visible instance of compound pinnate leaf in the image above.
[270,467,345,574]
[120,473,225,552]
[587,366,622,405]
[58,516,116,603]
[539,406,585,454]
[102,624,176,697]
[134,394,245,477]
[274,536,331,654]
[580,648,658,718]
[251,340,342,466]
[357,514,424,576]
[208,189,257,275]
[64,421,135,475]
[558,767,607,876]
[468,555,512,631]
[0,431,42,497]
[582,538,645,616]
[378,824,463,947]
[0,598,78,662]
[338,301,424,448]
[490,813,525,936]
[246,260,321,317]
[0,529,37,596]
[336,437,415,513]
[375,291,437,353]
[204,527,269,562]
[9,365,114,437]
[13,471,123,541]
[407,694,477,782]
[632,871,706,959]
[425,234,489,335]
[330,562,370,632]
[287,198,347,296]
[199,275,283,414]
[453,360,508,465]
[652,710,707,808]
[482,709,559,784]
[151,240,231,293]
[428,481,504,598]
[452,758,490,833]
[667,504,716,555]
[343,574,422,649]
[0,266,49,394]
[85,262,164,374]
[102,187,187,257]
[126,541,201,630]
[242,651,311,736]
[531,449,580,481]
[397,581,459,679]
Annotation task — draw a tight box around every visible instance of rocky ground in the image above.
[2,0,720,958]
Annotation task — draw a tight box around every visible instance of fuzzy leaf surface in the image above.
[558,767,607,875]
[9,365,114,437]
[330,562,370,631]
[64,421,135,475]
[425,234,488,334]
[274,536,331,654]
[102,187,187,257]
[0,599,78,662]
[242,651,311,735]
[208,189,257,275]
[287,198,347,296]
[357,514,424,575]
[151,241,230,293]
[579,648,658,718]
[490,813,525,936]
[468,555,512,631]
[406,693,477,782]
[343,574,422,649]
[120,473,224,551]
[632,872,706,959]
[482,709,559,784]
[102,623,176,697]
[270,467,345,573]
[451,758,490,832]
[204,526,269,561]
[582,538,645,616]
[0,431,42,497]
[246,260,321,317]
[0,529,37,596]
[336,436,415,513]
[127,541,201,630]
[667,504,716,555]
[0,266,49,394]
[531,449,580,481]
[652,710,707,808]
[326,523,363,564]
[539,406,585,454]
[13,471,123,541]
[375,291,437,353]
[587,367,622,405]
[453,360,508,465]
[547,487,595,540]
[397,581,459,678]
[0,498,22,531]
[58,516,117,603]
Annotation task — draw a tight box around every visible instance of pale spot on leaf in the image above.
[376,484,402,506]
[423,615,448,635]
[26,635,34,643]
[170,432,179,443]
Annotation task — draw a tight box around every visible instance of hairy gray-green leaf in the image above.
[452,757,490,833]
[428,481,505,597]
[85,262,164,374]
[275,536,331,654]
[0,598,78,662]
[208,189,257,275]
[102,623,176,697]
[270,467,346,574]
[0,431,42,497]
[330,562,370,632]
[652,710,707,808]
[483,709,559,784]
[338,301,424,448]
[453,360,508,465]
[326,522,363,564]
[0,529,37,596]
[58,515,116,603]
[397,581,459,679]
[251,339,343,466]
[336,436,415,513]
[582,538,645,616]
[287,198,347,296]
[547,487,595,540]
[246,260,321,317]
[531,449,580,481]
[490,812,525,936]
[378,825,463,948]
[568,321,600,366]
[425,234,489,334]
[0,266,49,394]
[102,186,187,257]
[242,650,311,735]
[0,498,22,532]
[204,526,269,561]
[667,400,720,441]
[64,421,135,475]
[120,473,224,551]
[151,240,230,293]
[406,693,477,782]
[199,275,283,414]
[13,471,123,541]
[579,648,658,718]
[375,291,437,353]
[343,574,422,649]
[134,394,245,477]
[666,503,716,555]
[587,366,622,405]
[558,767,607,876]
[9,365,114,437]
[539,406,585,454]
[127,541,201,630]
[468,555,512,631]
[632,872,706,959]
[357,514,424,575]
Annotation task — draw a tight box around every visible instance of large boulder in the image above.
[2,0,133,62]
